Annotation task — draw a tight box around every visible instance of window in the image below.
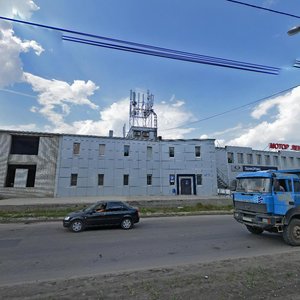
[142,131,149,138]
[237,153,244,164]
[247,154,253,164]
[196,174,202,185]
[124,145,130,156]
[289,157,294,167]
[298,158,300,167]
[147,146,152,159]
[10,135,39,155]
[265,155,270,165]
[281,156,286,167]
[169,147,174,158]
[294,180,300,193]
[123,174,129,185]
[147,174,152,185]
[73,142,80,155]
[98,174,104,186]
[273,156,279,166]
[227,152,234,163]
[70,174,78,186]
[99,144,105,156]
[5,164,36,187]
[256,154,262,165]
[195,146,201,158]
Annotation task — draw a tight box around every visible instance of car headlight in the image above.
[64,216,71,221]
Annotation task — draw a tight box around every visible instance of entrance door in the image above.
[180,178,192,195]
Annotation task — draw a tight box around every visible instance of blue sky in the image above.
[1,0,300,149]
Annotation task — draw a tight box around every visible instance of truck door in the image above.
[273,178,294,215]
[292,179,300,207]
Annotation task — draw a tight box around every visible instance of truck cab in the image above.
[232,170,300,246]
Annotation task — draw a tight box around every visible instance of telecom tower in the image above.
[126,90,158,140]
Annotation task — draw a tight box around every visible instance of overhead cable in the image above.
[0,15,280,75]
[164,84,299,131]
[62,35,280,74]
[226,0,300,19]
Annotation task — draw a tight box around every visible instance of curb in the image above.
[0,210,233,224]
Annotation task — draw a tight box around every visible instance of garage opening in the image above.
[5,165,36,187]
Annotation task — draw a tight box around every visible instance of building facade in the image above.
[0,130,60,198]
[0,130,217,198]
[55,134,217,197]
[216,145,300,189]
[2,128,300,199]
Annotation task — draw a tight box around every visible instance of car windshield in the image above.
[236,177,271,193]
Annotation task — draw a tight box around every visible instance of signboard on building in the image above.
[269,143,300,151]
[242,165,277,172]
[169,174,175,185]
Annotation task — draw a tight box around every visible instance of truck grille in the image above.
[234,201,267,213]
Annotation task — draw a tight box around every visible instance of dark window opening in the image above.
[70,174,78,186]
[98,174,104,186]
[10,135,39,155]
[195,146,201,157]
[5,164,36,187]
[124,145,130,157]
[147,174,152,185]
[123,174,129,185]
[169,147,174,158]
[73,142,80,155]
[196,174,202,185]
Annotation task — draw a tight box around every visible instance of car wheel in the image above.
[283,219,300,246]
[70,220,84,232]
[121,218,133,230]
[246,225,264,235]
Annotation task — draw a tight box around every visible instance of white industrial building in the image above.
[1,90,300,199]
[216,145,300,189]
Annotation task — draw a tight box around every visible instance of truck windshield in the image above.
[236,177,271,193]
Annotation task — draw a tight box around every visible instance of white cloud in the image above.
[0,123,38,131]
[37,96,196,139]
[227,86,300,148]
[0,0,43,88]
[24,72,99,127]
[156,100,196,139]
[0,0,39,20]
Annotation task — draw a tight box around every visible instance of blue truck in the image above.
[232,169,300,246]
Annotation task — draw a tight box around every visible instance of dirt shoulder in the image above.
[1,251,300,300]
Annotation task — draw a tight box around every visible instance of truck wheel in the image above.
[283,219,300,246]
[246,225,264,235]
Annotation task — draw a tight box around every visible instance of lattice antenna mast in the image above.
[129,90,157,128]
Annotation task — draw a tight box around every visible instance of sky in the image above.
[1,0,300,150]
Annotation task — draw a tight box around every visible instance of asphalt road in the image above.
[0,215,296,286]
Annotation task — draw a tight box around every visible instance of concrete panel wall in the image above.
[0,132,59,198]
[56,135,218,197]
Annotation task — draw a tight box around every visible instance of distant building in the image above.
[216,145,300,189]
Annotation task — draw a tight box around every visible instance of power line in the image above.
[226,0,300,19]
[62,35,280,74]
[0,15,280,75]
[164,84,299,131]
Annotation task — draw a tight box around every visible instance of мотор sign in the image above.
[269,143,300,151]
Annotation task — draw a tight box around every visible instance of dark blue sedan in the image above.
[63,201,140,232]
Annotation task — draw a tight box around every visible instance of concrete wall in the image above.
[0,132,59,198]
[56,135,218,197]
[216,146,300,185]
